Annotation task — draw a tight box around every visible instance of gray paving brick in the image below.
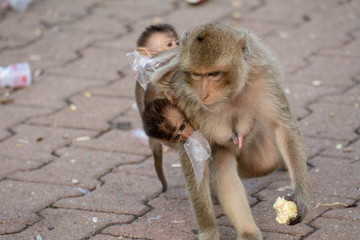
[301,102,360,141]
[0,208,133,240]
[9,75,102,109]
[53,172,161,215]
[73,129,152,155]
[28,94,133,131]
[0,180,80,234]
[0,124,97,162]
[9,147,143,189]
[102,197,196,240]
[306,217,360,240]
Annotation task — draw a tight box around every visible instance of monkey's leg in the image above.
[149,137,167,192]
[180,150,219,240]
[275,124,310,224]
[212,148,262,240]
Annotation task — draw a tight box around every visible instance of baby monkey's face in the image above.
[165,106,194,143]
[144,32,179,57]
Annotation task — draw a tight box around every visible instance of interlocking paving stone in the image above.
[0,105,53,139]
[0,124,97,162]
[309,157,360,199]
[0,180,80,234]
[306,218,360,240]
[102,197,196,240]
[73,129,152,155]
[301,102,360,141]
[0,208,133,240]
[47,48,128,81]
[9,75,102,109]
[53,172,161,215]
[1,0,360,239]
[9,147,144,189]
[89,76,136,99]
[320,138,360,162]
[28,94,133,131]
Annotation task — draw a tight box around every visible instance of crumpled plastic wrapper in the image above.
[184,130,211,190]
[126,50,177,90]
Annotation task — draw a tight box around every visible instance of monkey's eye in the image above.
[167,42,173,47]
[176,41,180,46]
[190,73,202,80]
[179,122,185,131]
[174,135,180,141]
[208,71,220,77]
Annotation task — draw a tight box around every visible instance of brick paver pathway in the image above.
[0,0,359,239]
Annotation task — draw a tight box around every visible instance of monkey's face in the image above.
[180,24,246,110]
[143,32,179,57]
[165,106,194,143]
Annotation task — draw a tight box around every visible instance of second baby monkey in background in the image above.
[134,24,194,192]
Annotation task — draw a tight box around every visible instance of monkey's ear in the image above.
[181,32,189,46]
[239,33,250,61]
[136,47,151,57]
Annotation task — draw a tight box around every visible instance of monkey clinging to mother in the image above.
[150,23,311,240]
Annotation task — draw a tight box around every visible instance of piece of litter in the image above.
[17,139,29,144]
[70,104,77,111]
[75,187,90,195]
[329,112,335,118]
[34,29,42,36]
[284,88,291,95]
[314,202,348,209]
[171,220,186,224]
[312,80,322,86]
[84,91,92,98]
[36,235,43,240]
[355,103,359,108]
[171,163,181,168]
[75,136,91,142]
[70,159,77,163]
[92,217,98,223]
[336,144,343,150]
[148,215,162,223]
[275,186,292,192]
[71,179,79,184]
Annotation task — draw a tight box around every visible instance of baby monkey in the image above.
[134,24,193,191]
[143,97,194,143]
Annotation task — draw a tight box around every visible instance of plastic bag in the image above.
[184,130,211,190]
[126,50,177,90]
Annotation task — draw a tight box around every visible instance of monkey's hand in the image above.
[283,193,308,225]
[231,132,243,149]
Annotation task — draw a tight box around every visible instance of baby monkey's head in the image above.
[143,98,194,143]
[137,24,179,57]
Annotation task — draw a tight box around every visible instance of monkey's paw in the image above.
[198,231,220,240]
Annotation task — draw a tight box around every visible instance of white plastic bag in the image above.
[126,50,177,90]
[184,130,211,190]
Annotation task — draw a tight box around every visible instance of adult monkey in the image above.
[152,23,310,240]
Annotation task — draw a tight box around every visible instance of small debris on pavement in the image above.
[314,202,348,209]
[70,104,77,111]
[336,144,343,150]
[171,163,181,168]
[312,80,322,86]
[71,179,79,184]
[92,217,98,223]
[148,215,162,223]
[84,91,92,98]
[75,136,91,142]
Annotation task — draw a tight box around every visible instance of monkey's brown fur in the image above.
[153,23,310,240]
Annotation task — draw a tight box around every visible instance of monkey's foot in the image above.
[198,231,220,240]
[237,231,262,240]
